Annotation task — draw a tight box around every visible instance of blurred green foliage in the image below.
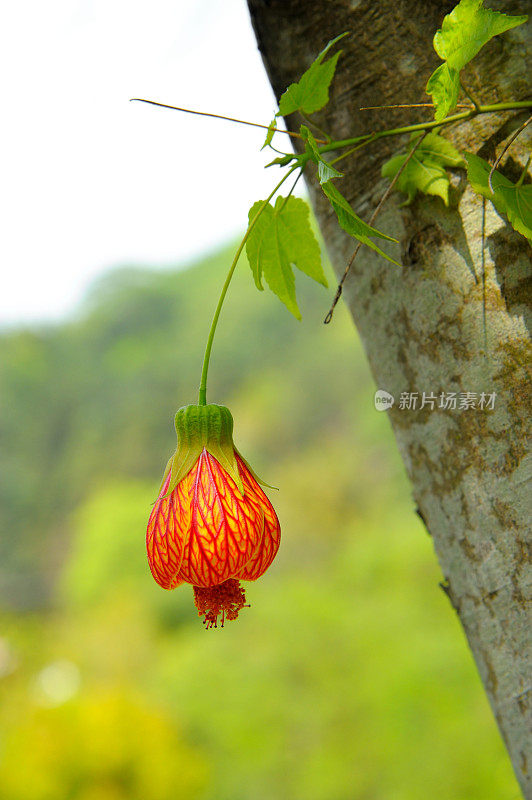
[0,689,207,800]
[0,244,519,798]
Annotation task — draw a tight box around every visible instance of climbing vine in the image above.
[137,0,530,396]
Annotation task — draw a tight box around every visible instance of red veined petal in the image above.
[178,449,265,587]
[146,470,189,589]
[235,454,281,581]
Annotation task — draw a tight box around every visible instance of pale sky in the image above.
[0,0,286,325]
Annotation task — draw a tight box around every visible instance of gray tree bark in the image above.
[247,1,531,796]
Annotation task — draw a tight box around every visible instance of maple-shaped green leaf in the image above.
[246,196,327,319]
[277,33,348,117]
[465,152,506,212]
[416,132,466,168]
[382,133,465,206]
[300,125,343,184]
[262,118,277,150]
[433,0,527,70]
[426,0,527,120]
[383,155,450,205]
[426,63,460,121]
[465,152,532,239]
[321,181,399,265]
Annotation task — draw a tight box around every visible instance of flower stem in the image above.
[198,166,298,405]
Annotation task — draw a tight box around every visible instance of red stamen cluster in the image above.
[193,579,247,628]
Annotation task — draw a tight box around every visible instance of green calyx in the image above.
[166,404,244,496]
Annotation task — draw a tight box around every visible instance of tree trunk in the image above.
[247,1,531,795]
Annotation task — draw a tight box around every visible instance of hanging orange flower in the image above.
[146,404,280,628]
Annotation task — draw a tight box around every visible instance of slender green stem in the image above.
[326,101,532,150]
[284,101,532,169]
[278,170,304,213]
[517,155,531,187]
[198,166,298,405]
[328,134,377,166]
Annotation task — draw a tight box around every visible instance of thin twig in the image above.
[481,197,488,356]
[324,132,427,324]
[130,98,328,143]
[358,103,471,111]
[488,114,532,193]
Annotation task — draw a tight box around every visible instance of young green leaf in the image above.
[262,118,277,150]
[321,181,399,265]
[426,63,460,121]
[300,125,343,184]
[266,154,294,168]
[433,0,527,71]
[277,32,348,117]
[426,0,527,119]
[381,133,465,206]
[465,152,532,239]
[246,196,327,319]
